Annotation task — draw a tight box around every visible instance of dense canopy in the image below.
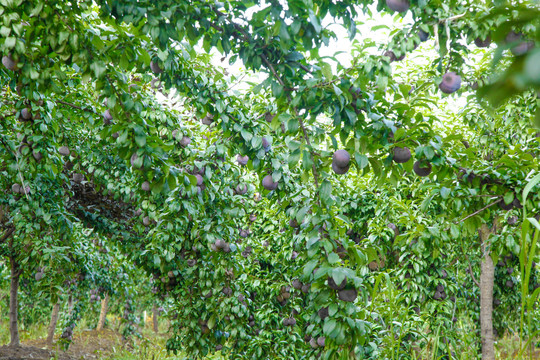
[1,0,539,359]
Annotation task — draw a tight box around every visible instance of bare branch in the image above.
[57,100,98,115]
[466,255,480,287]
[457,198,502,223]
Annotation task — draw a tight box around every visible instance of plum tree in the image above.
[1,0,539,359]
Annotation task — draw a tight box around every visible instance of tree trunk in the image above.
[9,257,20,347]
[97,293,109,331]
[479,223,496,360]
[46,302,61,346]
[152,304,159,333]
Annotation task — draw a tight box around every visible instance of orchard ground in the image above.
[0,317,539,359]
[0,316,226,360]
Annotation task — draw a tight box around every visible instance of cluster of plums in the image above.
[328,276,357,302]
[211,238,232,253]
[331,147,433,177]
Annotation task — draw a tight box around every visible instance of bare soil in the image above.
[0,344,72,360]
[0,329,125,360]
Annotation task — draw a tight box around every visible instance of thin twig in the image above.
[457,198,502,223]
[442,13,467,23]
[0,226,15,244]
[57,100,98,115]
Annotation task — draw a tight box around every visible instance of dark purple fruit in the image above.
[386,0,410,12]
[505,279,514,288]
[262,175,278,191]
[383,50,405,62]
[332,150,350,168]
[413,161,432,177]
[215,239,226,249]
[317,337,326,347]
[328,276,347,290]
[289,219,299,228]
[301,284,310,293]
[59,146,70,157]
[2,55,16,71]
[474,35,491,48]
[439,72,462,94]
[418,30,429,42]
[235,184,248,195]
[201,113,214,125]
[499,200,513,211]
[21,108,32,121]
[150,60,163,74]
[393,147,411,163]
[337,288,357,302]
[143,216,151,226]
[292,279,302,290]
[11,183,21,193]
[103,109,113,122]
[309,338,318,349]
[32,151,42,162]
[318,307,329,320]
[179,136,191,147]
[433,291,442,300]
[187,259,196,267]
[141,181,151,192]
[441,269,448,279]
[237,155,249,166]
[331,162,350,175]
[195,174,204,186]
[265,112,274,123]
[506,31,534,56]
[262,137,271,152]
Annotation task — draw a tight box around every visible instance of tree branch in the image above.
[1,226,15,244]
[57,100,98,115]
[457,198,502,224]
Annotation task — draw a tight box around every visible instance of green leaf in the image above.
[135,134,146,147]
[504,191,514,205]
[440,187,451,199]
[355,153,369,169]
[323,319,337,336]
[319,180,332,201]
[320,61,332,80]
[328,252,340,264]
[523,172,540,203]
[308,10,322,33]
[332,268,346,286]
